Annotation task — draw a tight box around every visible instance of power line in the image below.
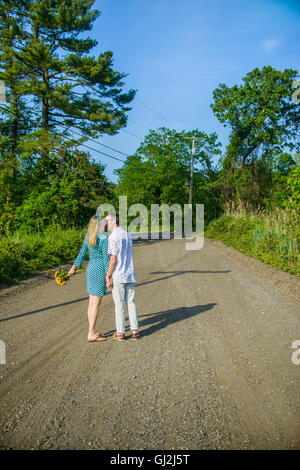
[0,106,200,184]
[33,114,130,162]
[1,104,191,177]
[70,128,130,157]
[1,101,149,161]
[61,132,126,163]
[49,145,116,194]
[127,118,150,131]
[0,104,127,164]
[121,128,144,140]
[0,106,115,192]
[135,97,171,125]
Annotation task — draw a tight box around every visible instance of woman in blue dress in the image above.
[68,215,109,342]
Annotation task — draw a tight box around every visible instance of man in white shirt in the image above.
[105,214,140,341]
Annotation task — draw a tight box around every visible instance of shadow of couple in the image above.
[105,302,217,338]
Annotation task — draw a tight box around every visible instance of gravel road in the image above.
[0,236,299,450]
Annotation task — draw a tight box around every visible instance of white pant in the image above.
[112,280,138,334]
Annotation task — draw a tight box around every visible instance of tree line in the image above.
[0,2,299,238]
[116,66,299,225]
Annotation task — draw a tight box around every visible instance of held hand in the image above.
[68,266,76,277]
[106,275,113,288]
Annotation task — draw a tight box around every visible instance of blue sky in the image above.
[85,0,300,183]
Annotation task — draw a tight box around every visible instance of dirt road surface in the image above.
[0,236,300,450]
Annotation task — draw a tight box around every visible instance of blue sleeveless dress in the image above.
[74,233,110,296]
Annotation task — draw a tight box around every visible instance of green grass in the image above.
[2,207,299,284]
[0,225,87,284]
[205,207,300,277]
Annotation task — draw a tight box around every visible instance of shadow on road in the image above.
[104,303,217,338]
[138,303,217,337]
[136,270,230,288]
[0,268,226,323]
[0,297,89,323]
[133,238,172,246]
[132,231,183,245]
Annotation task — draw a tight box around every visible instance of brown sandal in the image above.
[88,336,107,342]
[113,333,126,342]
[96,332,107,338]
[132,332,140,341]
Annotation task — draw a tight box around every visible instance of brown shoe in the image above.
[113,333,126,342]
[132,332,140,341]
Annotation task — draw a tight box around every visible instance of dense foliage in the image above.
[0,0,134,235]
[0,1,299,284]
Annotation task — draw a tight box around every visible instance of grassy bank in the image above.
[0,220,174,285]
[205,205,300,277]
[1,208,299,285]
[0,225,87,284]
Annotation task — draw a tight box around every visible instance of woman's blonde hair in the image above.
[86,215,99,247]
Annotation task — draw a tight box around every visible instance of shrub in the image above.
[205,206,300,276]
[0,225,87,284]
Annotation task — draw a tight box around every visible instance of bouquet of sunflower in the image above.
[54,269,84,286]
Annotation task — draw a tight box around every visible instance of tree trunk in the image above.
[40,69,50,179]
[6,89,19,204]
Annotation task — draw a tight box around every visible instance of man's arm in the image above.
[106,255,117,287]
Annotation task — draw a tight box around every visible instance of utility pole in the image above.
[184,136,202,205]
[0,80,6,104]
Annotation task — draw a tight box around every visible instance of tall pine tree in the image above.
[1,0,136,180]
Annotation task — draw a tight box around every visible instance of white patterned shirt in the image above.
[108,227,136,283]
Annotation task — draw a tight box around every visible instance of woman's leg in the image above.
[87,294,103,340]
